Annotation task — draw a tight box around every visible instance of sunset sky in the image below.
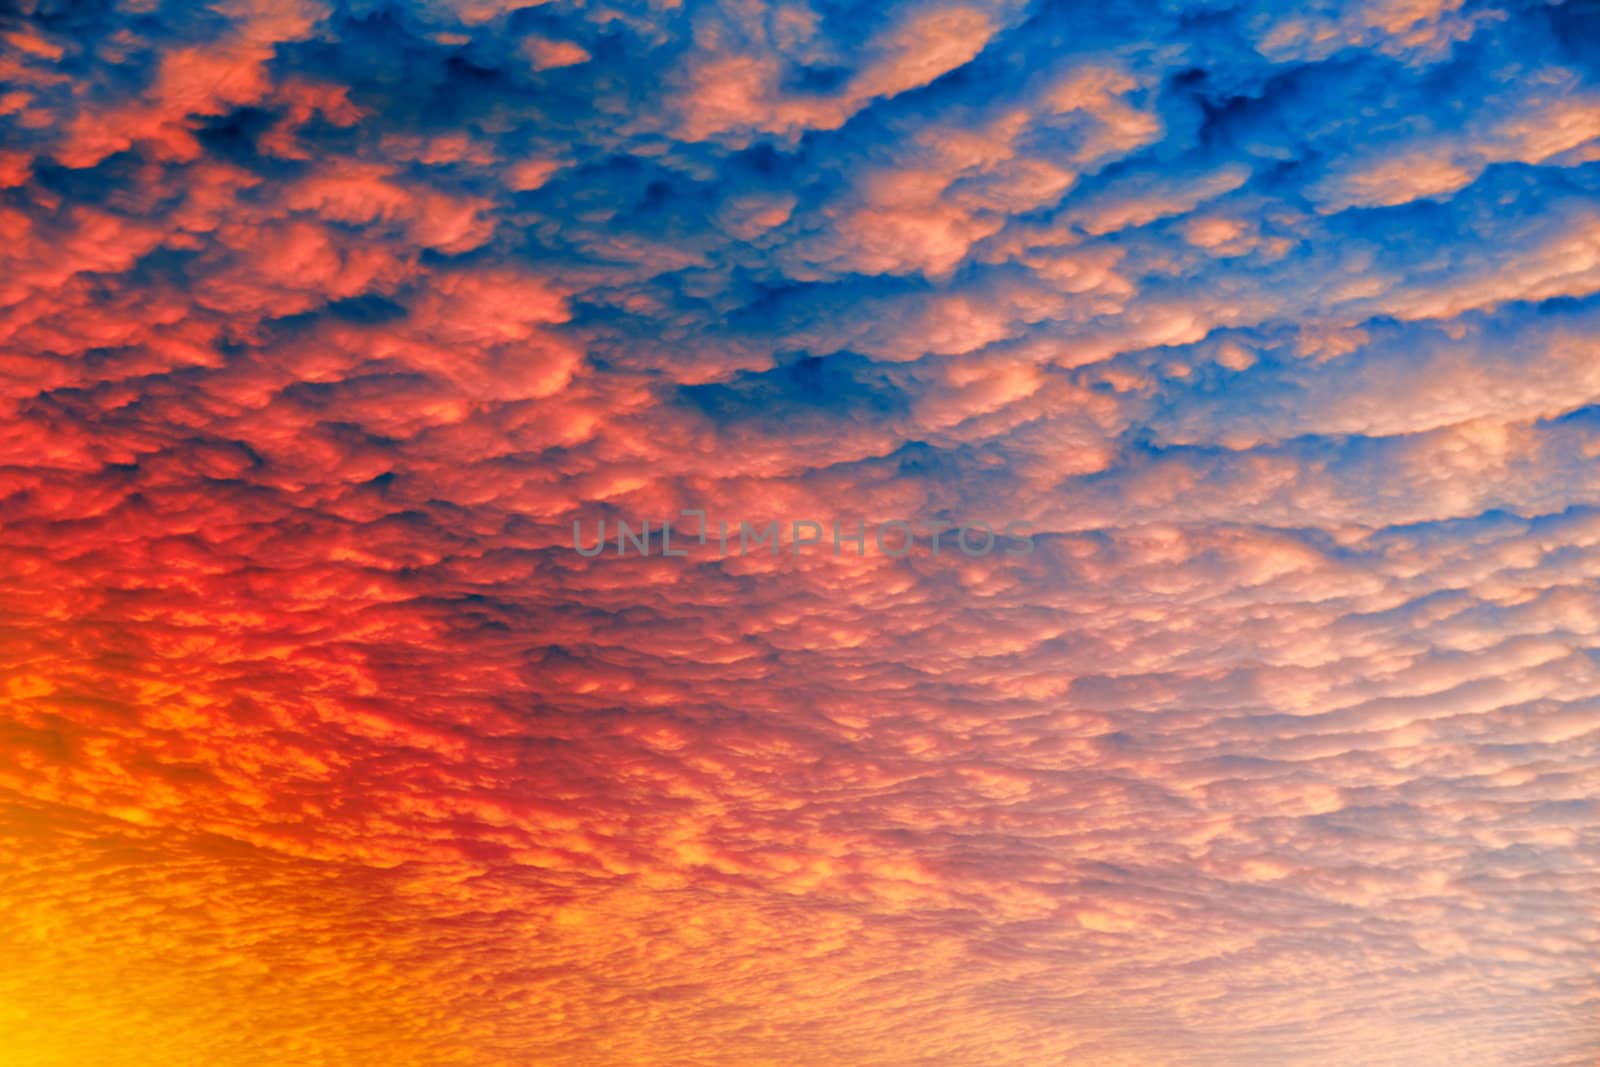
[2,0,1599,1063]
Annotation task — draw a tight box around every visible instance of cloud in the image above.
[0,0,1598,1064]
[670,0,1016,143]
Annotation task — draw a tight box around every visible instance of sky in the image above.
[1,0,1599,1064]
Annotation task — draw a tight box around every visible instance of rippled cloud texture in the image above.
[3,0,1600,1063]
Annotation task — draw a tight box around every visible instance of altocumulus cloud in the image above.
[0,0,1599,1064]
